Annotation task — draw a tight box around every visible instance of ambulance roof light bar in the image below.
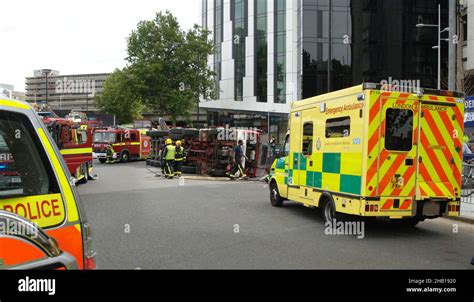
[362,83,464,98]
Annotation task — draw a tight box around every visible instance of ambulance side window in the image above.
[302,122,313,156]
[326,117,351,138]
[385,108,413,152]
[282,135,290,157]
[0,111,60,198]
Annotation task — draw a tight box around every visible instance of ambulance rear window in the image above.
[0,111,60,198]
[385,108,414,152]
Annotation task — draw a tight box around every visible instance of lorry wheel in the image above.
[120,151,130,163]
[181,166,196,174]
[270,181,284,207]
[149,130,169,138]
[99,158,106,164]
[209,169,227,177]
[182,129,199,138]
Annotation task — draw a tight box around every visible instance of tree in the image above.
[95,68,146,124]
[96,11,215,125]
[130,11,215,124]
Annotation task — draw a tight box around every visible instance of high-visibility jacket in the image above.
[175,146,185,161]
[163,144,176,160]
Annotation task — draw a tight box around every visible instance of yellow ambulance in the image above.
[269,83,464,226]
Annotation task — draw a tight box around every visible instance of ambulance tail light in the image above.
[83,221,96,270]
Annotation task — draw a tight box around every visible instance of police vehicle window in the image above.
[326,117,351,138]
[302,122,313,156]
[385,108,413,152]
[0,111,60,198]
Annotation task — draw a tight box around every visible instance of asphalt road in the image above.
[77,161,474,269]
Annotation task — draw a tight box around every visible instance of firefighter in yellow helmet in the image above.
[162,138,176,179]
[174,140,186,177]
[106,144,115,164]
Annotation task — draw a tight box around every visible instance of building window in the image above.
[214,0,224,99]
[255,0,267,103]
[275,0,286,104]
[233,0,247,101]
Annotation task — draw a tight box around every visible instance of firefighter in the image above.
[162,138,176,179]
[230,140,248,179]
[174,140,186,177]
[106,144,115,164]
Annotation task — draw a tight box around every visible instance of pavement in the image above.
[78,161,474,269]
[457,202,474,223]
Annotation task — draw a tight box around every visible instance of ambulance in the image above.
[0,98,95,269]
[268,83,464,226]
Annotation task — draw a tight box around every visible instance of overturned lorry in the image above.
[146,127,270,178]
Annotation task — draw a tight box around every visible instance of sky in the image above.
[0,0,201,92]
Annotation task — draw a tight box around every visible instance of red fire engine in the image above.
[93,127,151,163]
[42,117,96,183]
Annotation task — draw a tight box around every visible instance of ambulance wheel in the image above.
[120,151,130,163]
[321,196,344,224]
[99,158,106,164]
[270,181,284,207]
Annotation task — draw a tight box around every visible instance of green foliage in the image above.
[96,11,215,124]
[95,69,145,124]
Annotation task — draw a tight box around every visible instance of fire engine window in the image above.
[326,117,351,138]
[76,128,88,144]
[385,108,413,152]
[302,122,313,156]
[93,132,116,143]
[131,133,138,141]
[0,111,60,198]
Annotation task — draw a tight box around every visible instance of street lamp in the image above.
[416,4,449,90]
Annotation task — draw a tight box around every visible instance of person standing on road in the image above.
[106,144,115,164]
[163,138,176,179]
[174,140,186,177]
[230,140,247,178]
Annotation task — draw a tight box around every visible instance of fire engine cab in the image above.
[93,127,151,163]
[41,117,95,184]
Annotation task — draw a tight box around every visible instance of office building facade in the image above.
[200,0,449,132]
[25,71,109,112]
